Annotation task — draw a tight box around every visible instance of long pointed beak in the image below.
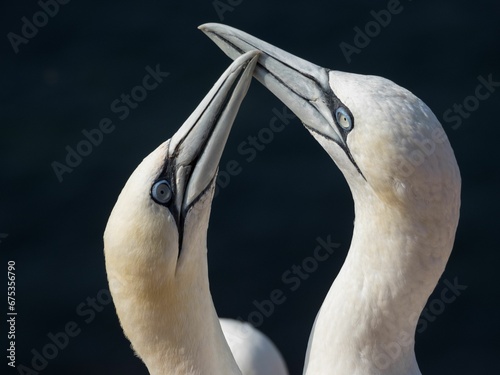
[199,23,343,144]
[168,50,259,214]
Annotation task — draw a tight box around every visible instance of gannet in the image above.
[200,24,461,375]
[104,50,287,375]
[221,318,288,375]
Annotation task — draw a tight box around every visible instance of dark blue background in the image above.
[2,1,499,374]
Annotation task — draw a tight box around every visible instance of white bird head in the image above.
[199,24,461,216]
[104,51,259,284]
[103,51,258,375]
[199,24,461,374]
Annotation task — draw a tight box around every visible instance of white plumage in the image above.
[220,318,288,375]
[200,23,461,375]
[104,51,288,375]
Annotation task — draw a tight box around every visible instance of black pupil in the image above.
[158,184,168,197]
[153,181,171,203]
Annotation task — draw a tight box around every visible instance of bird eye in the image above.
[151,180,173,205]
[335,107,353,131]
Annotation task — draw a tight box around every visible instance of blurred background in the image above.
[1,0,499,374]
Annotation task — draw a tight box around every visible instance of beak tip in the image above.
[198,22,222,27]
[198,23,222,35]
[199,24,339,143]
